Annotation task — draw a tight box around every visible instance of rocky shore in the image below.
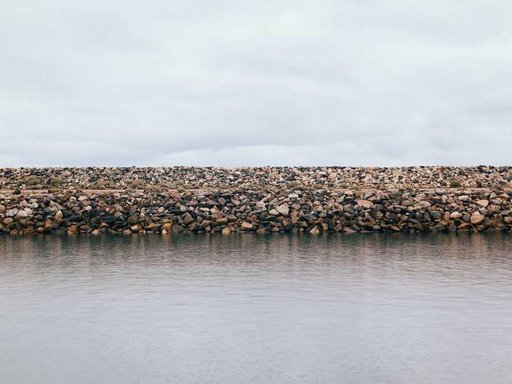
[1,167,512,235]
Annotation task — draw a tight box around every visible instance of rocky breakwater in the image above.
[1,188,512,235]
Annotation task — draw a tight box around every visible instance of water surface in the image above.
[1,234,512,383]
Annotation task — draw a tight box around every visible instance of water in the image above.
[1,234,512,384]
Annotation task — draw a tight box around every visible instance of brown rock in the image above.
[470,212,485,225]
[241,222,253,230]
[449,212,463,219]
[215,217,229,224]
[356,199,374,209]
[66,225,77,234]
[183,213,194,225]
[221,227,231,235]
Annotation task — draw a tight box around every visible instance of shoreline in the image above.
[1,167,512,235]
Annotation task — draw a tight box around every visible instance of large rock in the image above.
[470,212,485,225]
[356,199,374,209]
[276,204,289,216]
[241,222,254,230]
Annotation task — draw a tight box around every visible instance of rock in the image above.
[6,209,18,217]
[146,223,161,231]
[54,210,63,221]
[255,201,266,210]
[183,213,194,225]
[477,200,489,208]
[449,212,463,219]
[128,215,138,224]
[356,199,374,209]
[309,226,320,234]
[66,225,77,234]
[215,217,229,224]
[15,210,28,219]
[221,227,231,235]
[430,211,442,220]
[470,212,485,225]
[241,222,253,230]
[276,204,289,216]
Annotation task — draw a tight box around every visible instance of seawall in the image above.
[1,166,512,235]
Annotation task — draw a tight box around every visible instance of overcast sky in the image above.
[1,0,511,166]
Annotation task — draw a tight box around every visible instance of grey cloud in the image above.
[1,0,512,166]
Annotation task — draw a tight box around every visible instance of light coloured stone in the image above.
[6,209,18,217]
[470,212,485,225]
[356,199,374,209]
[309,226,320,234]
[241,221,253,230]
[15,210,28,219]
[276,204,289,216]
[222,227,231,235]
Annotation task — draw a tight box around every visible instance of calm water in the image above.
[1,234,512,384]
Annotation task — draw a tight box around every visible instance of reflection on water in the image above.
[1,234,512,384]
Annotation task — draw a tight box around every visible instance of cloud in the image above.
[1,0,511,166]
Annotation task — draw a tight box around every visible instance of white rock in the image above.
[6,209,18,217]
[15,210,28,219]
[276,204,289,216]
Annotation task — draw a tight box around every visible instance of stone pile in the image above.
[1,187,512,235]
[1,166,512,191]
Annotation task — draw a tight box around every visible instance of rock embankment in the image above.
[1,186,512,235]
[2,166,512,191]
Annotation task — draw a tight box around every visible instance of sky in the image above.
[1,0,512,166]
